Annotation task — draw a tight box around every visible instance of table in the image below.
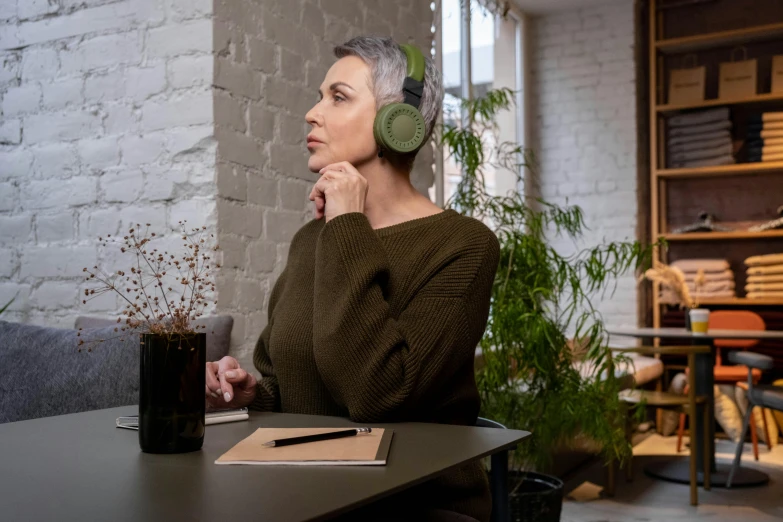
[0,407,528,521]
[608,326,783,488]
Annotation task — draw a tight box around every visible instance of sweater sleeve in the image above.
[250,267,288,412]
[312,212,499,423]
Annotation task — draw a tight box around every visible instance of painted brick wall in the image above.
[0,0,216,328]
[529,1,639,330]
[0,0,442,373]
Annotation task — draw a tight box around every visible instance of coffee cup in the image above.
[689,308,710,335]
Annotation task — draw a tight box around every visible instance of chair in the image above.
[676,310,771,457]
[476,417,509,522]
[608,345,712,506]
[727,351,783,487]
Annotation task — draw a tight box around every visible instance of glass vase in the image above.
[139,332,206,453]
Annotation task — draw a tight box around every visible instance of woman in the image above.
[205,36,500,522]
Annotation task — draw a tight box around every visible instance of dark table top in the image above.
[608,326,783,340]
[0,407,528,522]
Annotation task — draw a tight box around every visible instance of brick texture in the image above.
[0,0,437,374]
[529,1,638,331]
[0,0,216,327]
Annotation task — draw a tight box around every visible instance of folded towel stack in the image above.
[667,107,735,169]
[747,112,783,163]
[745,253,783,299]
[660,259,736,302]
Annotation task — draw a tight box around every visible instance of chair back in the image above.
[708,311,765,365]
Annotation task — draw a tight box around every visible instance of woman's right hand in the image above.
[205,356,257,409]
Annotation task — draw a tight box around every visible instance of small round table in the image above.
[608,326,783,487]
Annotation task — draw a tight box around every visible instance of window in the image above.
[430,0,528,208]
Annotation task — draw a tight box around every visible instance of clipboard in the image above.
[215,427,394,466]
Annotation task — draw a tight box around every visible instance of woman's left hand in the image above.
[309,161,368,223]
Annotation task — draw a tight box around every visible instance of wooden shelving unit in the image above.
[647,1,783,333]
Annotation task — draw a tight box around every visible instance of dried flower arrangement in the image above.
[78,221,220,351]
[640,260,704,309]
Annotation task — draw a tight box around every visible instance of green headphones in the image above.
[373,43,427,156]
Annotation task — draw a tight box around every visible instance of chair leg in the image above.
[625,413,633,482]
[688,409,698,506]
[761,408,773,451]
[702,403,711,491]
[728,405,754,488]
[749,413,759,461]
[676,412,686,453]
[605,460,616,497]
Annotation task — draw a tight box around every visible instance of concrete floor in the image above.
[560,434,783,522]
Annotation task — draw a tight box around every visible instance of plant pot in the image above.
[509,471,564,522]
[139,333,206,453]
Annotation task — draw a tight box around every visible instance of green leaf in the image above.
[0,294,17,315]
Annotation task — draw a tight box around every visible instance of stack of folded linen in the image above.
[670,258,736,300]
[747,112,783,163]
[745,253,783,299]
[667,107,735,169]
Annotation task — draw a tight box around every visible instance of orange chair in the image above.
[677,311,771,457]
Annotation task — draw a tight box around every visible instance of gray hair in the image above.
[334,36,443,169]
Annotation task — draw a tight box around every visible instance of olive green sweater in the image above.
[250,209,500,521]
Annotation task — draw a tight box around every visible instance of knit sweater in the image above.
[250,208,500,521]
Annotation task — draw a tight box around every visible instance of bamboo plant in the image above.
[437,87,653,474]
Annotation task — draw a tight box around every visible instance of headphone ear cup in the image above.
[373,103,426,155]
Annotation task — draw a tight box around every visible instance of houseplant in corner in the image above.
[438,87,652,521]
[80,221,220,454]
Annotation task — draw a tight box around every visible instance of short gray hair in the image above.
[334,36,443,169]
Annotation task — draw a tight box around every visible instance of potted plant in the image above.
[438,87,652,521]
[79,221,220,454]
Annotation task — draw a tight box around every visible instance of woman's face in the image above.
[305,56,378,173]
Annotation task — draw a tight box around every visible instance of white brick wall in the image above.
[530,1,638,330]
[0,0,438,370]
[0,0,216,328]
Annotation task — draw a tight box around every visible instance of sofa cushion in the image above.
[0,320,139,424]
[74,315,233,363]
[574,353,663,387]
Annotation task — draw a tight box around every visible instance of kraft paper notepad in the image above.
[215,427,394,466]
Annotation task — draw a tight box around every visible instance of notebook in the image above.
[116,408,249,430]
[215,427,394,466]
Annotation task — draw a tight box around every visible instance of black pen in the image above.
[262,428,372,447]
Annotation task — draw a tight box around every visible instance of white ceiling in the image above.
[512,0,624,15]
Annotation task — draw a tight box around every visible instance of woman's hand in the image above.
[309,161,368,223]
[205,356,257,409]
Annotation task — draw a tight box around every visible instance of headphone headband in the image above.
[400,44,425,110]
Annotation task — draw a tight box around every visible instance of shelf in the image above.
[695,298,783,306]
[655,22,783,54]
[656,161,783,179]
[656,92,783,114]
[661,230,783,241]
[658,297,783,306]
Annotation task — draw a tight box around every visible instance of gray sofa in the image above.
[0,316,233,424]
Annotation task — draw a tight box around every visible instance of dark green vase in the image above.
[139,333,206,454]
